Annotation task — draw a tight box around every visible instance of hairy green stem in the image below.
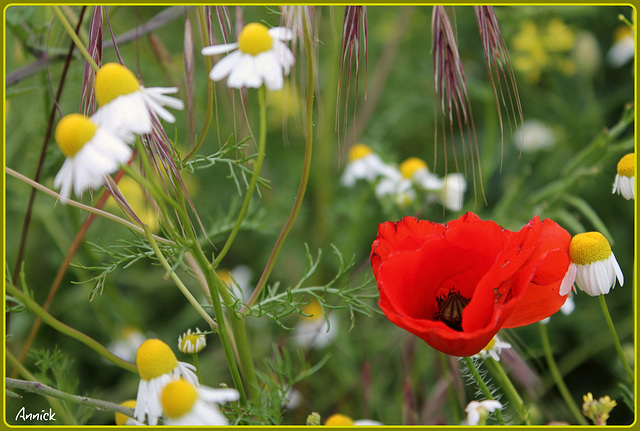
[212,85,268,268]
[6,283,137,374]
[485,358,530,425]
[462,356,505,425]
[52,5,99,72]
[243,13,315,310]
[143,224,217,330]
[6,352,76,424]
[538,322,589,425]
[5,167,172,245]
[6,377,135,418]
[599,295,634,381]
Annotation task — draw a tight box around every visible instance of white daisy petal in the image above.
[228,54,256,88]
[268,26,294,41]
[210,50,242,81]
[201,42,239,56]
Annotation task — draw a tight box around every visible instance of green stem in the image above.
[599,295,634,381]
[191,248,249,405]
[52,5,99,72]
[168,175,250,404]
[485,358,530,425]
[6,352,76,424]
[462,356,505,425]
[142,224,217,330]
[243,13,315,310]
[6,283,137,374]
[6,377,135,418]
[192,353,201,383]
[538,322,589,425]
[438,352,463,424]
[212,85,268,268]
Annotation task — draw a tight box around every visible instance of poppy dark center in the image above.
[433,288,470,332]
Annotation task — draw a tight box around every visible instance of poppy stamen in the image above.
[434,288,470,331]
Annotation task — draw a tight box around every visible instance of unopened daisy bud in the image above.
[560,232,624,296]
[93,62,184,138]
[612,153,635,200]
[115,400,140,426]
[582,392,617,425]
[465,400,503,426]
[53,113,132,203]
[307,412,321,426]
[134,339,198,425]
[179,328,206,354]
[161,379,239,425]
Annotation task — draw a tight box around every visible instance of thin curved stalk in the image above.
[52,6,99,72]
[7,283,137,374]
[243,12,315,310]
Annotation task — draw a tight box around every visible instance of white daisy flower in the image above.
[465,400,503,426]
[292,300,338,350]
[515,119,556,153]
[400,157,443,191]
[53,113,132,203]
[612,153,635,200]
[115,400,144,426]
[472,335,512,362]
[375,167,416,207]
[341,144,397,187]
[217,265,253,301]
[178,328,207,354]
[202,22,295,91]
[325,413,383,426]
[134,339,199,426]
[606,26,634,67]
[559,232,624,297]
[92,62,184,138]
[439,173,467,211]
[161,379,239,425]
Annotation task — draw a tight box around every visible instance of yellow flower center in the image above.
[348,144,373,162]
[617,153,635,178]
[136,339,178,381]
[325,414,355,426]
[55,114,97,157]
[161,379,198,419]
[400,157,428,179]
[301,300,324,321]
[569,232,612,265]
[115,400,137,426]
[95,62,141,107]
[238,23,273,56]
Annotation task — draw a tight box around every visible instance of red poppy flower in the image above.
[370,212,571,357]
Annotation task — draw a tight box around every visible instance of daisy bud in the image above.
[178,328,207,354]
[161,379,239,425]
